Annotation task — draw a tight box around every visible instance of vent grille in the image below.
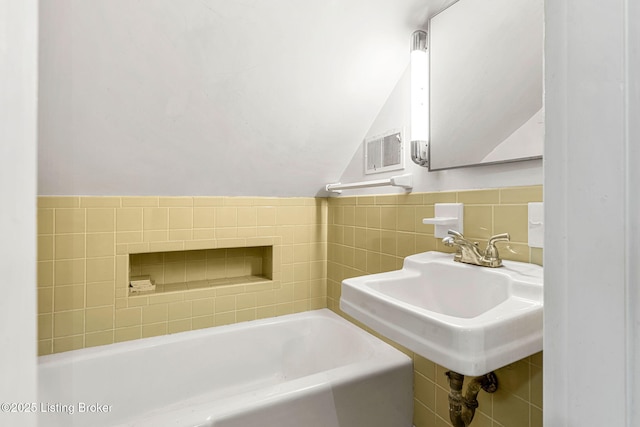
[364,129,404,174]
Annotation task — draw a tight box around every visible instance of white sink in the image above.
[340,251,543,376]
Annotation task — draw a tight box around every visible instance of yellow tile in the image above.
[216,207,237,227]
[214,312,236,326]
[397,193,423,205]
[224,197,254,207]
[115,307,141,328]
[237,207,257,227]
[365,229,381,252]
[38,196,80,208]
[54,234,85,260]
[86,282,115,307]
[193,197,224,207]
[500,242,530,263]
[38,261,54,287]
[85,330,114,348]
[86,233,115,258]
[38,209,54,234]
[142,304,168,324]
[186,260,207,282]
[38,314,53,340]
[54,284,85,311]
[164,262,186,284]
[86,257,115,283]
[257,305,276,319]
[236,308,256,322]
[143,208,168,230]
[85,306,114,332]
[192,298,215,316]
[192,316,214,330]
[366,207,381,229]
[38,287,53,314]
[193,208,215,228]
[493,205,529,243]
[169,208,193,229]
[143,230,169,242]
[423,191,457,205]
[531,362,543,408]
[192,229,216,240]
[116,231,143,244]
[396,233,417,258]
[413,400,435,427]
[86,208,115,232]
[257,207,276,226]
[121,197,158,207]
[159,197,193,207]
[114,326,141,342]
[54,259,85,285]
[54,310,85,337]
[397,206,416,232]
[38,340,53,356]
[142,323,167,338]
[492,388,530,427]
[414,373,436,410]
[168,301,192,320]
[463,205,493,239]
[53,335,84,353]
[148,241,184,252]
[80,197,120,208]
[38,235,54,261]
[457,189,500,204]
[366,252,381,274]
[169,229,193,241]
[116,208,143,232]
[148,292,184,305]
[531,247,543,266]
[168,319,191,333]
[55,208,86,233]
[500,185,543,204]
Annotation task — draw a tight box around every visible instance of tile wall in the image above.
[37,196,327,355]
[36,186,543,427]
[326,186,543,427]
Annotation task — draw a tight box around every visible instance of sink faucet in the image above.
[442,230,510,268]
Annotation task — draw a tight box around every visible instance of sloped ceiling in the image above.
[38,0,456,197]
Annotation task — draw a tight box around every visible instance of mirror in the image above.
[427,0,543,171]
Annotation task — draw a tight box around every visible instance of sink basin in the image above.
[340,251,543,376]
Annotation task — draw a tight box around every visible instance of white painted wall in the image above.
[38,0,456,197]
[0,0,38,425]
[334,66,543,195]
[544,0,639,425]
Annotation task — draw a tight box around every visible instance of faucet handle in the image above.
[483,233,510,267]
[488,233,510,245]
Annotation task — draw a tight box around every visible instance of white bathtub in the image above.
[38,309,413,427]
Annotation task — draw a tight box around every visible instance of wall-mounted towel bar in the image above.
[325,173,413,194]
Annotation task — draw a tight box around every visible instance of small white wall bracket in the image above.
[528,202,544,248]
[422,203,464,238]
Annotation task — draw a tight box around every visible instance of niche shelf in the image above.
[127,246,273,297]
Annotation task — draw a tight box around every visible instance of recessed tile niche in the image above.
[128,246,273,296]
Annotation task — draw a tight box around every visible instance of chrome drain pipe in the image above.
[446,371,498,427]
